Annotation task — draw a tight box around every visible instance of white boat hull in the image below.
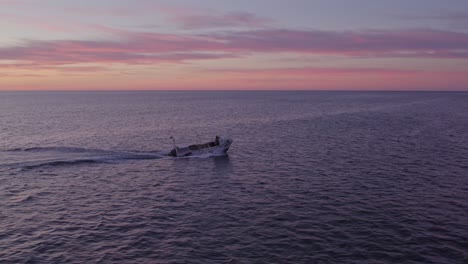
[168,138,233,157]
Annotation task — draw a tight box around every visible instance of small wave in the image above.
[10,194,35,203]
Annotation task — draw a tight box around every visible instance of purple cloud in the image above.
[398,12,468,29]
[215,28,468,55]
[170,10,274,29]
[398,12,468,20]
[1,27,468,71]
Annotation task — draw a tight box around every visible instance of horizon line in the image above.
[1,89,467,92]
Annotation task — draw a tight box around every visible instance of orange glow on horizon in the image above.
[2,67,467,91]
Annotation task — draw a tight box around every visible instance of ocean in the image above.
[0,91,467,263]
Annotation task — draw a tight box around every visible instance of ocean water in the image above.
[0,91,467,263]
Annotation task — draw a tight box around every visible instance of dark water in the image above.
[0,91,467,263]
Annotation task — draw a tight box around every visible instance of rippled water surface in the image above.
[1,91,467,263]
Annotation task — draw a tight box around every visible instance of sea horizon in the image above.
[1,89,468,92]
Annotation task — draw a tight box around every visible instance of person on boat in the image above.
[215,136,220,146]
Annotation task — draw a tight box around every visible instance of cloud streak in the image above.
[1,27,468,70]
[217,28,468,57]
[169,10,274,29]
[399,12,468,29]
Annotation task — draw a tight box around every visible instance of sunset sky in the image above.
[1,0,468,90]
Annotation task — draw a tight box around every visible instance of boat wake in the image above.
[0,147,166,171]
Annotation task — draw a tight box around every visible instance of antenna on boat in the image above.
[170,136,176,146]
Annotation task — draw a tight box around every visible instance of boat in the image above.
[167,136,233,157]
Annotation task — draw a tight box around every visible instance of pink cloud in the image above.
[1,27,468,71]
[208,67,425,75]
[0,73,44,77]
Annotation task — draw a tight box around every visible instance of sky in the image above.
[1,0,468,90]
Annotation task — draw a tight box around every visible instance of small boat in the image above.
[167,136,233,157]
